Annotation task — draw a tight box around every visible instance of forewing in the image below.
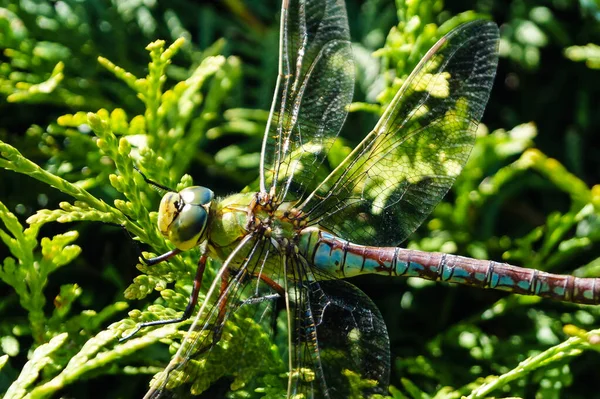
[287,273,390,398]
[260,0,354,202]
[299,21,499,246]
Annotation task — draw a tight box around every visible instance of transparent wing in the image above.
[285,261,390,398]
[260,0,354,202]
[145,238,389,399]
[144,235,281,398]
[299,21,499,246]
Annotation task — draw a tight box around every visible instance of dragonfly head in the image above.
[157,186,214,251]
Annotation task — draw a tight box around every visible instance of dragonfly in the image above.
[124,0,600,397]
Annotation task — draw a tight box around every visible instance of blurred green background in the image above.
[1,0,599,398]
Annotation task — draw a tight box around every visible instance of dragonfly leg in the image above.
[240,293,281,306]
[113,222,182,266]
[141,248,182,266]
[187,270,285,358]
[228,272,285,307]
[133,165,173,192]
[209,268,233,344]
[211,269,285,338]
[119,254,207,342]
[184,268,233,357]
[200,270,285,351]
[238,273,285,310]
[257,273,285,296]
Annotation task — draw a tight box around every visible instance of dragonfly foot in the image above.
[240,293,280,307]
[120,312,193,343]
[139,253,154,266]
[119,324,143,342]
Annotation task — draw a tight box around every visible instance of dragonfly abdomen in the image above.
[298,228,600,305]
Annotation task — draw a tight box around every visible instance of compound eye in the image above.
[169,204,208,250]
[179,186,214,206]
[157,192,180,236]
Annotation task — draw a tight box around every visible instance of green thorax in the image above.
[206,192,303,262]
[206,192,253,260]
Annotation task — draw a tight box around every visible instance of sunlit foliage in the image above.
[1,0,599,397]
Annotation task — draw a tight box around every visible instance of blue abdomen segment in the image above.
[297,227,600,304]
[298,228,421,278]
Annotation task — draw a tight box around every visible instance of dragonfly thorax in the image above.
[205,191,307,260]
[251,196,306,244]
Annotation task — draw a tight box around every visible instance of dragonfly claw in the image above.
[119,324,143,342]
[141,248,182,266]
